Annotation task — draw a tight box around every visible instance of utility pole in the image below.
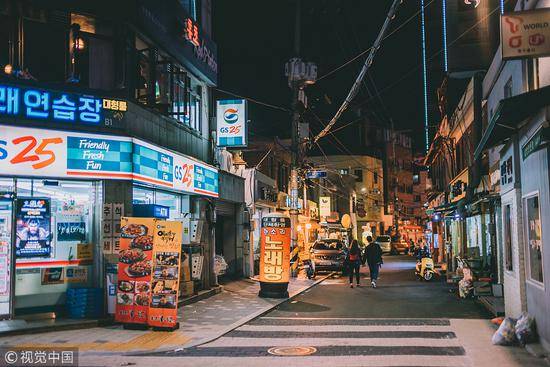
[289,0,301,277]
[285,0,317,277]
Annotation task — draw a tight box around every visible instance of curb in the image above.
[127,272,334,356]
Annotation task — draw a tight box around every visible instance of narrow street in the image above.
[83,256,546,367]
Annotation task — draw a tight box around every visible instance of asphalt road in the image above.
[269,254,492,319]
[114,255,546,367]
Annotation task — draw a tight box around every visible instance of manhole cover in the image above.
[267,346,317,356]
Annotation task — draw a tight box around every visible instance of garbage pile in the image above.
[491,313,537,346]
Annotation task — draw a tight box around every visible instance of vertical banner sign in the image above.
[319,196,331,218]
[115,217,155,325]
[501,8,550,60]
[216,99,248,147]
[259,214,291,298]
[15,198,51,258]
[148,221,182,329]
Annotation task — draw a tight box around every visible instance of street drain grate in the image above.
[267,346,317,356]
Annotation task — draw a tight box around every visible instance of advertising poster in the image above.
[148,221,182,329]
[15,198,52,259]
[216,99,248,147]
[115,217,155,325]
[259,215,291,284]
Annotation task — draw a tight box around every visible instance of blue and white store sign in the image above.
[216,99,247,147]
[0,125,219,198]
[0,84,127,128]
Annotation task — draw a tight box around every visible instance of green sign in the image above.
[522,129,543,160]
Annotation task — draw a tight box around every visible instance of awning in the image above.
[474,85,550,160]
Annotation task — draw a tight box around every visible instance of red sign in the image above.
[259,215,291,283]
[184,18,200,47]
[115,218,155,325]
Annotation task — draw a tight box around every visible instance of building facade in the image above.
[0,0,245,320]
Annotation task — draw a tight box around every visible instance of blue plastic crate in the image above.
[66,287,103,297]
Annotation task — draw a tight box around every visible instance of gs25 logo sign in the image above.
[174,163,193,189]
[219,126,241,135]
[0,135,63,169]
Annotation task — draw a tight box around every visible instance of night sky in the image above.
[213,0,446,153]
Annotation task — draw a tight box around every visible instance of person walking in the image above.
[347,240,362,288]
[365,236,383,288]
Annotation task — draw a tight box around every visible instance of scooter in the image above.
[302,259,316,279]
[415,255,435,281]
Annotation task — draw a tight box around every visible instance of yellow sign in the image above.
[77,243,94,260]
[341,214,351,229]
[259,215,291,283]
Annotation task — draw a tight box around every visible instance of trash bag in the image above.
[492,317,517,345]
[515,312,537,346]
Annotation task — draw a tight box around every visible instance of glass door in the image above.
[0,195,14,319]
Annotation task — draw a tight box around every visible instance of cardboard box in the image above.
[180,253,191,281]
[180,280,194,297]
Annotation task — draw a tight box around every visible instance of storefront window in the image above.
[132,186,183,220]
[10,179,101,312]
[525,195,543,283]
[504,204,513,271]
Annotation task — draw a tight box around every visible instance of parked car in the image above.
[310,239,346,273]
[390,240,409,255]
[375,235,392,254]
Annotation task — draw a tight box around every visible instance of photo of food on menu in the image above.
[153,266,178,280]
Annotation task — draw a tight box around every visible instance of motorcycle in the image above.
[415,255,435,281]
[302,258,316,279]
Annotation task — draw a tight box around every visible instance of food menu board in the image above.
[115,218,155,325]
[148,221,182,328]
[259,215,291,284]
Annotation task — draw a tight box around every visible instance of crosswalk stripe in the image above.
[205,337,463,347]
[238,325,452,332]
[146,355,471,367]
[253,317,451,326]
[226,330,456,339]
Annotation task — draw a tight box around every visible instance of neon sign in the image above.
[184,18,200,47]
[0,84,127,128]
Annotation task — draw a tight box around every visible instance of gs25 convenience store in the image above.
[0,124,218,319]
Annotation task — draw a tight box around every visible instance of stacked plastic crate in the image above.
[66,288,103,319]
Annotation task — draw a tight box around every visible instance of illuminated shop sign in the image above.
[184,18,200,47]
[0,125,219,197]
[0,84,127,128]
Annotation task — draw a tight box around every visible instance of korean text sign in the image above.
[501,9,550,60]
[216,99,247,147]
[259,215,290,283]
[15,198,51,259]
[0,83,127,128]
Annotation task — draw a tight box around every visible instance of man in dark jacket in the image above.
[365,236,383,288]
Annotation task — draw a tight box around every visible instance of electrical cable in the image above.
[215,87,290,113]
[316,0,437,83]
[316,0,507,139]
[314,0,403,143]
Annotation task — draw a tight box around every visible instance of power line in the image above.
[323,0,507,137]
[215,87,290,113]
[315,0,437,83]
[313,0,403,143]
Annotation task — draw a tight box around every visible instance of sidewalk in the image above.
[0,276,327,356]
